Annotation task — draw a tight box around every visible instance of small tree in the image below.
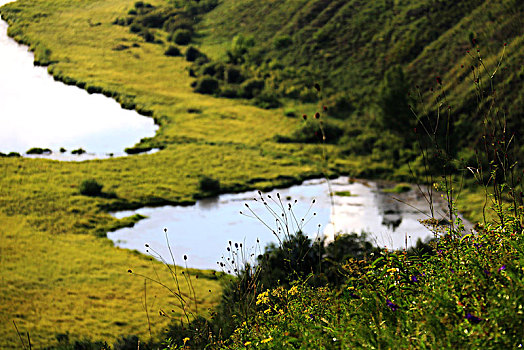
[377,65,412,139]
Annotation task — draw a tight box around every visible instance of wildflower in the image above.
[436,76,442,85]
[302,114,307,120]
[288,285,299,296]
[183,337,190,345]
[261,337,273,343]
[244,341,252,346]
[498,265,506,272]
[386,299,399,311]
[323,105,328,111]
[314,112,320,119]
[465,312,482,324]
[127,269,132,273]
[411,275,419,283]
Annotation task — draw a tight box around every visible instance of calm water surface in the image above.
[0,0,157,160]
[109,177,470,270]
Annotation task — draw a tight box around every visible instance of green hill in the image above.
[197,0,523,152]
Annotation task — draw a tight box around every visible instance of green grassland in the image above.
[0,0,521,347]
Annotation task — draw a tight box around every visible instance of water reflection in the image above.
[109,177,471,270]
[0,2,158,159]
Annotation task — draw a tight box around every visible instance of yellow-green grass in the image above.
[0,213,222,348]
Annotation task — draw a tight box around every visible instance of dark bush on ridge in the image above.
[79,179,103,197]
[172,29,191,45]
[225,66,243,84]
[198,176,220,193]
[164,45,181,56]
[240,78,264,98]
[194,76,219,94]
[26,147,52,155]
[129,23,142,33]
[185,46,205,62]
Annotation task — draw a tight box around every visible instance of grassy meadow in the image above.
[0,0,522,348]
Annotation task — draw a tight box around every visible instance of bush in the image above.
[26,147,52,155]
[139,29,155,42]
[323,92,356,119]
[240,78,265,98]
[225,66,243,83]
[219,86,239,98]
[253,90,281,109]
[185,46,205,62]
[198,176,220,193]
[193,76,219,94]
[172,29,191,45]
[164,45,181,56]
[129,23,142,33]
[273,34,292,49]
[79,179,103,197]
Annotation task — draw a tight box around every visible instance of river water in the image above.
[109,177,469,270]
[0,0,157,160]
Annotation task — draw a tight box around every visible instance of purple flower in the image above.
[465,313,482,324]
[484,269,491,276]
[386,299,399,311]
[411,275,419,283]
[498,265,506,272]
[449,269,455,273]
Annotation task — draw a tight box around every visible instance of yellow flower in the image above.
[288,285,299,296]
[261,337,273,343]
[264,308,272,314]
[256,291,270,305]
[244,341,252,346]
[183,337,190,345]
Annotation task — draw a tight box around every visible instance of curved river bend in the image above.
[0,0,157,160]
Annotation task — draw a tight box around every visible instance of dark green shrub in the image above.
[164,17,194,33]
[172,29,191,45]
[276,120,344,144]
[79,179,103,197]
[164,45,181,56]
[7,152,20,157]
[139,29,155,42]
[219,86,239,98]
[185,46,205,62]
[128,9,137,15]
[194,76,219,94]
[86,85,103,94]
[134,1,144,8]
[113,335,140,350]
[323,92,356,119]
[273,35,292,49]
[71,148,86,155]
[198,176,220,193]
[26,147,52,155]
[129,23,142,33]
[253,90,281,109]
[59,147,67,153]
[225,66,243,83]
[240,78,264,98]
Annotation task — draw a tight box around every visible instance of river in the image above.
[0,0,157,160]
[108,177,470,270]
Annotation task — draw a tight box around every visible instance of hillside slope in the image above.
[199,0,524,151]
